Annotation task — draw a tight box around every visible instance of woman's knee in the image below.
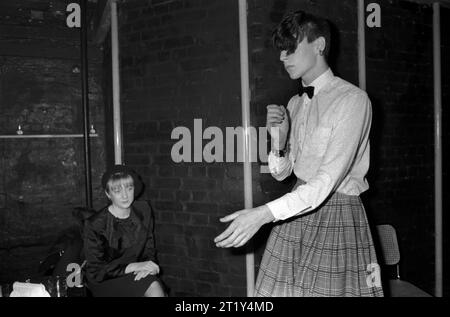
[144,280,166,297]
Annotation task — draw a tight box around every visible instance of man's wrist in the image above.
[257,205,275,225]
[271,138,287,151]
[271,148,286,157]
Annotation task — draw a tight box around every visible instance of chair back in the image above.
[376,224,401,266]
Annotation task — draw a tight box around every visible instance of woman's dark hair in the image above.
[272,10,331,58]
[101,165,143,197]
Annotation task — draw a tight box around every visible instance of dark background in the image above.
[0,0,448,297]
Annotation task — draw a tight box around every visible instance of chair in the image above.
[376,224,432,297]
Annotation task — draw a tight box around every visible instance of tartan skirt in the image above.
[254,185,384,297]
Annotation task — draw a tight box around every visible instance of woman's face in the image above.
[106,176,135,210]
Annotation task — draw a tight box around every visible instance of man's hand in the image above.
[214,205,275,248]
[266,105,289,151]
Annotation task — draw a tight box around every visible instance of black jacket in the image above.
[83,200,157,284]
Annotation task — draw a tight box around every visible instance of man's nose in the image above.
[280,51,287,61]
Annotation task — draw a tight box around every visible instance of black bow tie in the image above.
[298,83,315,99]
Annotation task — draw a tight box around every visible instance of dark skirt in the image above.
[88,274,160,297]
[255,189,384,297]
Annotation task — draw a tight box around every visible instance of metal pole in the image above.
[433,2,443,298]
[111,0,123,164]
[358,0,367,90]
[238,0,255,297]
[81,0,93,208]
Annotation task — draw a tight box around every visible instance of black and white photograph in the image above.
[0,0,448,302]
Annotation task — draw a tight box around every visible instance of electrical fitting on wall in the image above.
[16,125,23,135]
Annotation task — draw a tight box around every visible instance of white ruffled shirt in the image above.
[266,69,372,221]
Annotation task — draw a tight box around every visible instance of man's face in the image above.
[280,37,318,81]
[106,176,135,210]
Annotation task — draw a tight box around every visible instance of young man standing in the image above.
[215,10,383,297]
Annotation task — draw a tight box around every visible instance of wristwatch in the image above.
[271,149,286,158]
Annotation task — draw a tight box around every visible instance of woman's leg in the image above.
[144,280,166,297]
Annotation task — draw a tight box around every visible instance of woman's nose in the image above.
[280,51,287,61]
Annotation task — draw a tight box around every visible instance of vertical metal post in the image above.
[111,0,123,165]
[238,0,255,297]
[433,2,443,298]
[81,0,93,208]
[358,0,367,90]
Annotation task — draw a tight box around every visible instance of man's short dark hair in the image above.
[272,10,331,58]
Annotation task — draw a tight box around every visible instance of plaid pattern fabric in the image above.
[255,190,384,297]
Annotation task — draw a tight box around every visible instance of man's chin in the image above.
[287,72,301,80]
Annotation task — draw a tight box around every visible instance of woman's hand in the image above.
[125,261,160,277]
[214,205,275,248]
[137,261,160,275]
[134,270,152,281]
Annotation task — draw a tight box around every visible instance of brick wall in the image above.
[118,0,444,297]
[119,0,360,297]
[0,0,106,283]
[0,0,444,296]
[119,0,246,296]
[365,0,436,294]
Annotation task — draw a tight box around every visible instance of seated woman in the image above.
[83,165,166,297]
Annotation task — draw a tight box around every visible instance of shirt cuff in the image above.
[268,151,288,174]
[266,191,312,221]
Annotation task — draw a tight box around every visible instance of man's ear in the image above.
[315,36,326,55]
[105,190,111,200]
